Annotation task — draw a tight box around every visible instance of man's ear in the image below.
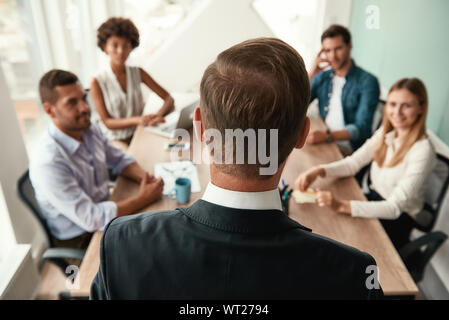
[193,107,204,142]
[295,116,310,149]
[43,102,56,119]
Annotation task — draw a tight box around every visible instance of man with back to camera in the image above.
[308,24,380,155]
[90,38,383,299]
[29,70,164,252]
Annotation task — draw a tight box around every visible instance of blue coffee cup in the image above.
[168,177,191,204]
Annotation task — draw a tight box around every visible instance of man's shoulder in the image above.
[297,228,376,265]
[29,132,64,169]
[103,209,184,242]
[313,69,333,84]
[352,64,379,85]
[87,123,107,140]
[294,230,380,296]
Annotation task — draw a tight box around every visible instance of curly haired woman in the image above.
[91,17,174,146]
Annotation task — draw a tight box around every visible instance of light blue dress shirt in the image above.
[29,122,136,240]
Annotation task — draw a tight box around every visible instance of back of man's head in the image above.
[199,38,310,178]
[39,69,79,105]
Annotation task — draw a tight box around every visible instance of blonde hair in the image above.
[374,78,428,167]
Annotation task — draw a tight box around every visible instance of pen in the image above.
[281,184,289,197]
[285,189,293,201]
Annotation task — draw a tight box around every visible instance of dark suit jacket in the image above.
[90,200,383,299]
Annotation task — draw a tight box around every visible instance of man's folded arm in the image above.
[34,164,118,232]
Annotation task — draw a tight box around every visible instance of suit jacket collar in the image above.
[179,200,312,235]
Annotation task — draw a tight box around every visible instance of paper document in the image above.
[154,161,201,195]
[292,189,317,204]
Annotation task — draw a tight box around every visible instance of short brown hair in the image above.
[97,17,140,51]
[321,24,351,45]
[200,38,310,178]
[38,69,79,104]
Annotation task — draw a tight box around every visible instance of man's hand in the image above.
[309,48,329,80]
[115,173,164,217]
[306,130,328,144]
[316,189,351,215]
[295,166,326,192]
[141,114,165,127]
[138,173,164,204]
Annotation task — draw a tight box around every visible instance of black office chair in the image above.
[17,170,86,274]
[398,153,449,283]
[359,153,449,283]
[413,154,449,232]
[399,231,447,283]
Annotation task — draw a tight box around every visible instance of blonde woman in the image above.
[91,17,174,146]
[295,78,436,250]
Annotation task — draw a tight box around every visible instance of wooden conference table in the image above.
[72,117,418,298]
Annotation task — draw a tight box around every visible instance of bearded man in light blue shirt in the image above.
[30,69,164,248]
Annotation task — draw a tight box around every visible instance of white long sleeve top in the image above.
[320,128,436,220]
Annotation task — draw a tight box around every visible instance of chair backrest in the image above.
[372,100,385,134]
[17,170,55,246]
[415,153,449,231]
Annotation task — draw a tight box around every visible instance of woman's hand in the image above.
[295,166,326,192]
[140,114,165,127]
[316,189,351,215]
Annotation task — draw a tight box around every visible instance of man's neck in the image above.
[334,58,353,78]
[210,165,283,192]
[53,122,84,141]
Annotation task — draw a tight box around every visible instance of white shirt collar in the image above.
[202,182,283,211]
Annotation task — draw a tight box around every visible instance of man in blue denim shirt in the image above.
[307,25,380,152]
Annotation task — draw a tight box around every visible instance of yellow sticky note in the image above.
[292,189,317,204]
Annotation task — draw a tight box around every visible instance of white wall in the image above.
[142,0,275,93]
[30,0,113,87]
[321,0,353,28]
[0,66,47,264]
[0,245,39,299]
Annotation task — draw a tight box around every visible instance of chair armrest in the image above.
[399,231,447,261]
[42,248,86,261]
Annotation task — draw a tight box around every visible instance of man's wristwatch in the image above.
[325,129,334,143]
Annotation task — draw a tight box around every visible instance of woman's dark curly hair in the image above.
[97,17,140,51]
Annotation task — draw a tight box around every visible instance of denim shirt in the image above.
[310,60,380,150]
